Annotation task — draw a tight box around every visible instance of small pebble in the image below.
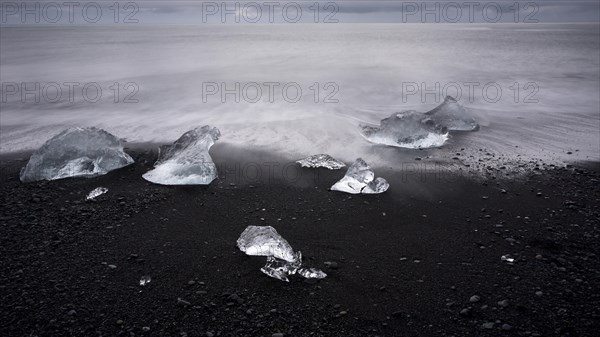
[498,299,509,307]
[482,322,494,329]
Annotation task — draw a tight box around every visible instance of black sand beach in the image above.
[1,145,599,337]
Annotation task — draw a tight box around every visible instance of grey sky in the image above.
[0,1,598,24]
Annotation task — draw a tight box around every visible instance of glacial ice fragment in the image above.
[20,127,134,182]
[237,226,326,282]
[425,96,479,131]
[331,158,389,194]
[142,126,220,185]
[139,276,151,286]
[298,267,327,279]
[296,154,346,170]
[237,226,300,263]
[86,187,108,200]
[260,256,302,282]
[361,177,389,194]
[360,110,448,149]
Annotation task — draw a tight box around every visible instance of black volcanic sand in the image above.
[1,144,599,337]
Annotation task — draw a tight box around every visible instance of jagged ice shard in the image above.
[331,158,389,194]
[20,127,134,182]
[142,126,220,185]
[298,267,328,279]
[359,96,477,149]
[425,96,479,131]
[237,226,327,282]
[237,225,300,263]
[86,187,108,200]
[360,110,449,149]
[296,154,346,170]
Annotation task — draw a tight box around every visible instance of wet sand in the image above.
[0,146,599,336]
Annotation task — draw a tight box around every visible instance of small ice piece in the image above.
[237,226,325,282]
[331,158,389,194]
[237,226,300,263]
[142,126,220,185]
[425,96,479,131]
[260,256,302,282]
[360,110,448,149]
[296,154,346,170]
[261,265,289,282]
[501,255,515,263]
[86,187,108,200]
[20,127,133,182]
[362,177,389,194]
[139,275,151,286]
[298,267,327,279]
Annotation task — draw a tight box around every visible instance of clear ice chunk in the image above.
[139,275,151,286]
[331,158,389,194]
[261,266,289,282]
[360,110,448,149]
[361,177,389,194]
[296,154,346,170]
[20,127,134,182]
[142,126,220,185]
[86,187,108,200]
[237,226,300,263]
[424,96,479,131]
[237,226,326,282]
[260,256,302,282]
[298,267,327,279]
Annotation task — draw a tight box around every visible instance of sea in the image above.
[1,23,599,170]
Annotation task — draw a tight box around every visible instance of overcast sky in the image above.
[1,1,599,24]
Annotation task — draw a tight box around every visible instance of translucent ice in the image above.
[260,256,302,282]
[237,226,326,282]
[360,110,448,149]
[86,187,108,200]
[298,267,327,279]
[20,127,134,182]
[139,275,151,286]
[331,158,389,194]
[142,126,220,185]
[361,177,389,194]
[425,96,479,131]
[296,154,346,170]
[237,226,300,263]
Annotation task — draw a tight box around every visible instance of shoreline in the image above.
[2,141,597,186]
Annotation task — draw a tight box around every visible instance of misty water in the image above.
[1,24,599,170]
